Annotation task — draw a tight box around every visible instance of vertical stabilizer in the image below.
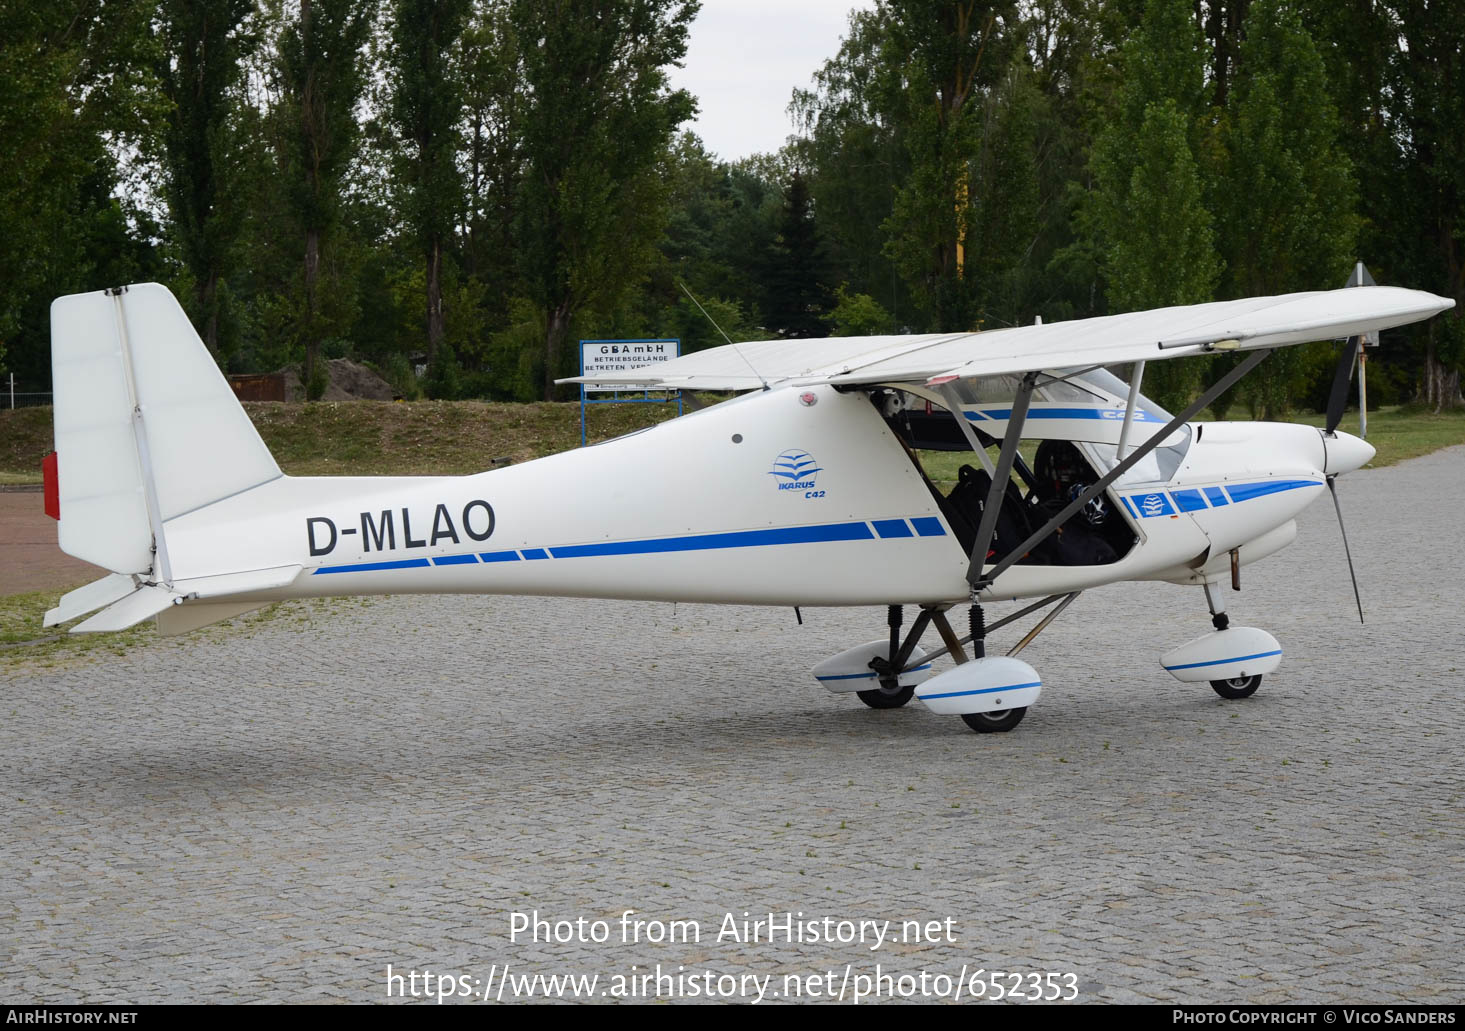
[50,283,282,579]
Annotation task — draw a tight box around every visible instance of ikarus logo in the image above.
[1140,493,1165,516]
[770,449,824,497]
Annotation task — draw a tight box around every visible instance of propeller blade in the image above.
[1326,475,1365,624]
[1325,335,1363,435]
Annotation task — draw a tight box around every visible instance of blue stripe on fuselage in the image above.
[312,517,947,575]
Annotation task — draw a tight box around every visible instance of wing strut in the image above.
[963,372,1038,586]
[937,383,996,475]
[969,348,1273,595]
[1116,360,1146,459]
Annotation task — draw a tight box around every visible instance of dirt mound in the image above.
[278,358,398,401]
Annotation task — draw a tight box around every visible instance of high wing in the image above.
[559,286,1454,391]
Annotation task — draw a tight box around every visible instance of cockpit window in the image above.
[1034,374,1110,406]
[1062,366,1175,421]
[1082,425,1191,486]
[946,375,1025,404]
[1055,366,1189,484]
[925,365,1192,486]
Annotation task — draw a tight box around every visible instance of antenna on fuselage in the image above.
[677,279,770,391]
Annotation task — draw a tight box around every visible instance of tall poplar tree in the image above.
[156,0,259,357]
[760,171,832,338]
[275,0,373,397]
[1220,0,1356,416]
[880,0,1022,332]
[385,0,471,363]
[1377,0,1465,408]
[0,2,162,387]
[510,0,697,399]
[791,6,914,325]
[1087,0,1218,409]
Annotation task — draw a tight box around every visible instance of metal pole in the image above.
[1358,351,1368,439]
[938,383,996,475]
[1006,592,1081,657]
[1116,361,1145,459]
[910,594,1067,670]
[928,610,969,666]
[965,372,1037,586]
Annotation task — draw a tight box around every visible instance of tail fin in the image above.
[50,283,281,580]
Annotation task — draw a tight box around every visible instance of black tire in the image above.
[857,683,914,709]
[961,706,1028,733]
[1210,674,1262,700]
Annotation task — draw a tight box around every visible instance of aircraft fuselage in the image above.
[159,383,1356,610]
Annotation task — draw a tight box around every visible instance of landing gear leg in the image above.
[857,605,919,709]
[959,603,1029,733]
[1204,581,1229,631]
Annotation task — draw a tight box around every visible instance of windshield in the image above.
[1052,367,1189,484]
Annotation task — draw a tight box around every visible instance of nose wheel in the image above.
[960,707,1028,733]
[1210,674,1262,700]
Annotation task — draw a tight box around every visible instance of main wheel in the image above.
[857,683,914,709]
[961,706,1028,733]
[1210,674,1262,700]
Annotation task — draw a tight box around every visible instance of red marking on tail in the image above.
[42,452,59,520]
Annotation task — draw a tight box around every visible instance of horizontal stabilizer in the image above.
[43,573,137,628]
[156,601,264,637]
[65,565,301,634]
[71,585,177,633]
[173,564,302,600]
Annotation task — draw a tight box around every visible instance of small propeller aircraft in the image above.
[41,276,1452,733]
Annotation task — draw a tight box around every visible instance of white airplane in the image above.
[41,279,1452,733]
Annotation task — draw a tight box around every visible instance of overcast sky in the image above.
[667,0,875,162]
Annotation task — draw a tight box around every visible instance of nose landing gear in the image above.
[1161,582,1281,698]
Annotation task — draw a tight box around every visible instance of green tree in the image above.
[794,1,1097,332]
[1219,0,1357,415]
[760,171,832,338]
[156,0,259,358]
[791,6,915,326]
[647,134,778,338]
[273,0,374,396]
[961,63,1042,328]
[880,0,1023,332]
[0,7,84,374]
[1086,0,1218,409]
[510,0,698,399]
[1102,101,1220,310]
[1086,0,1211,241]
[1372,0,1465,408]
[1097,102,1219,411]
[384,0,471,365]
[824,285,897,336]
[459,2,524,335]
[0,2,163,385]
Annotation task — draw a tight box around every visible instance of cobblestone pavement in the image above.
[3,448,1463,1005]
